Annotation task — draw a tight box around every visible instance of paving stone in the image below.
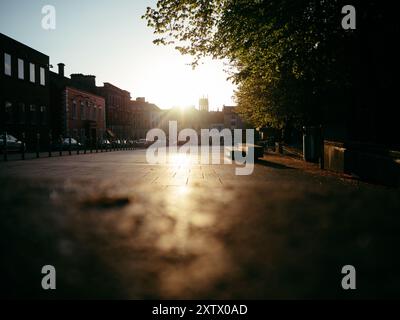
[0,149,400,299]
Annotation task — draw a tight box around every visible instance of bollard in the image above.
[318,125,324,169]
[59,135,63,157]
[275,141,283,154]
[48,132,52,157]
[21,132,25,160]
[3,131,7,162]
[84,136,87,154]
[36,133,40,158]
[68,136,72,155]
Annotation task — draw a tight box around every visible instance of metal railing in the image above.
[1,131,136,162]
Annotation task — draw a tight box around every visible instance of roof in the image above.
[65,85,106,101]
[100,82,131,96]
[130,100,160,112]
[0,32,49,59]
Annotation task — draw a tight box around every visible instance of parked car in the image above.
[100,139,111,148]
[126,140,134,147]
[134,139,153,148]
[53,137,82,150]
[0,134,25,152]
[113,139,124,147]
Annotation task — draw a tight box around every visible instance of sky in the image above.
[0,0,236,110]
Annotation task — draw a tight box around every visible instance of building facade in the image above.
[223,105,245,130]
[130,97,161,139]
[199,97,209,112]
[97,83,131,139]
[50,64,106,142]
[0,33,50,148]
[64,86,106,142]
[208,111,224,131]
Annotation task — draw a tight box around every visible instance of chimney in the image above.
[57,63,65,77]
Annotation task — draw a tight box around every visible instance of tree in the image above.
[143,0,357,131]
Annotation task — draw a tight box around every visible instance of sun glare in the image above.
[169,153,192,166]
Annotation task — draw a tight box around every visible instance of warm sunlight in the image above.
[128,55,235,110]
[2,0,398,304]
[169,153,192,166]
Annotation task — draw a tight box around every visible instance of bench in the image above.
[226,144,264,160]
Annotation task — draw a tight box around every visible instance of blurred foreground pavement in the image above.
[0,149,399,299]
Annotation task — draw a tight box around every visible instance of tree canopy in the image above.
[143,0,357,129]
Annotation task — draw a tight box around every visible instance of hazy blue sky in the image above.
[0,0,236,110]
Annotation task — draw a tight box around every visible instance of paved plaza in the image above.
[1,149,400,299]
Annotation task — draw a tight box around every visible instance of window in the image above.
[98,107,102,121]
[30,104,37,124]
[80,102,85,120]
[30,63,35,83]
[40,67,45,85]
[80,129,86,140]
[4,53,11,76]
[18,59,24,79]
[86,101,90,120]
[93,105,97,121]
[72,100,77,119]
[40,106,47,125]
[19,103,26,124]
[5,101,13,123]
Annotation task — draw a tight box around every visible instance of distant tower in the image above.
[199,96,209,112]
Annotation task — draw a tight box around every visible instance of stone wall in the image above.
[323,140,400,187]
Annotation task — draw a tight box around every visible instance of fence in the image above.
[1,131,135,162]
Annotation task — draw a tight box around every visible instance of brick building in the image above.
[0,33,50,148]
[130,97,161,139]
[97,83,131,139]
[50,64,106,142]
[64,86,106,142]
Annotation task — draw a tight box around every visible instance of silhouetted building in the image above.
[223,105,245,130]
[208,111,224,131]
[0,33,50,148]
[49,64,106,142]
[199,97,209,112]
[130,97,161,139]
[97,83,131,139]
[70,74,97,94]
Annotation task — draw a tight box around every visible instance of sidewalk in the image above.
[1,150,399,299]
[262,151,359,185]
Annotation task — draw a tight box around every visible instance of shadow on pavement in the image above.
[256,158,294,170]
